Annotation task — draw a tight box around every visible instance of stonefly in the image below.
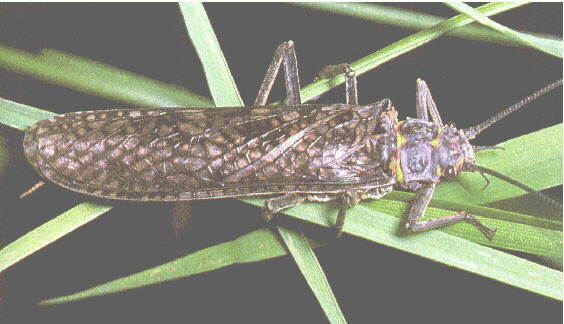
[23,41,562,239]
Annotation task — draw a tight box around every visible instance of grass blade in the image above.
[39,228,320,305]
[312,204,561,299]
[0,202,112,273]
[179,2,243,107]
[0,97,55,131]
[293,3,561,49]
[366,196,562,258]
[0,45,212,107]
[298,2,526,103]
[277,226,346,323]
[179,3,343,320]
[445,2,562,58]
[38,198,562,304]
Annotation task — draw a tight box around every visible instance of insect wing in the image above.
[24,104,391,201]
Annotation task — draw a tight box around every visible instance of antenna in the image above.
[464,80,562,139]
[465,163,563,210]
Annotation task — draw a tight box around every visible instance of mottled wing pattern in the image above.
[24,104,392,200]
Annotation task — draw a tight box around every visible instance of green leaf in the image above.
[40,228,317,305]
[39,198,562,304]
[266,202,562,300]
[0,2,560,310]
[297,2,527,103]
[178,3,343,321]
[365,195,562,258]
[445,2,563,58]
[292,3,561,49]
[0,45,213,108]
[0,202,112,273]
[0,97,55,131]
[179,2,243,107]
[434,124,563,205]
[277,226,346,323]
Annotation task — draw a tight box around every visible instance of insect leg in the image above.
[262,192,306,222]
[406,182,497,240]
[345,67,358,105]
[316,63,358,105]
[415,79,443,124]
[335,189,361,238]
[254,41,301,106]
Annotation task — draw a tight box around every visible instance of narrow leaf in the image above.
[0,97,55,131]
[241,199,562,300]
[0,202,112,273]
[445,2,563,58]
[293,3,561,49]
[40,199,562,304]
[180,4,343,320]
[277,226,346,323]
[298,2,526,103]
[39,229,303,305]
[0,45,212,107]
[179,2,243,107]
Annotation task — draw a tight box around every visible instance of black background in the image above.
[0,3,562,323]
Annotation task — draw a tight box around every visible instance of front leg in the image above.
[406,182,497,240]
[415,79,443,124]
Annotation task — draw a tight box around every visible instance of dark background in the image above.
[0,3,562,323]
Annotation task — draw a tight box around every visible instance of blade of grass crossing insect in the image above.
[37,201,562,304]
[0,0,556,306]
[179,4,344,320]
[444,2,563,58]
[240,200,562,300]
[36,194,561,304]
[240,194,562,258]
[0,203,112,273]
[297,2,525,103]
[178,2,243,107]
[277,226,346,323]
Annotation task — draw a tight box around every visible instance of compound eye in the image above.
[447,121,456,128]
[444,165,456,180]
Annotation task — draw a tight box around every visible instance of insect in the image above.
[22,41,562,239]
